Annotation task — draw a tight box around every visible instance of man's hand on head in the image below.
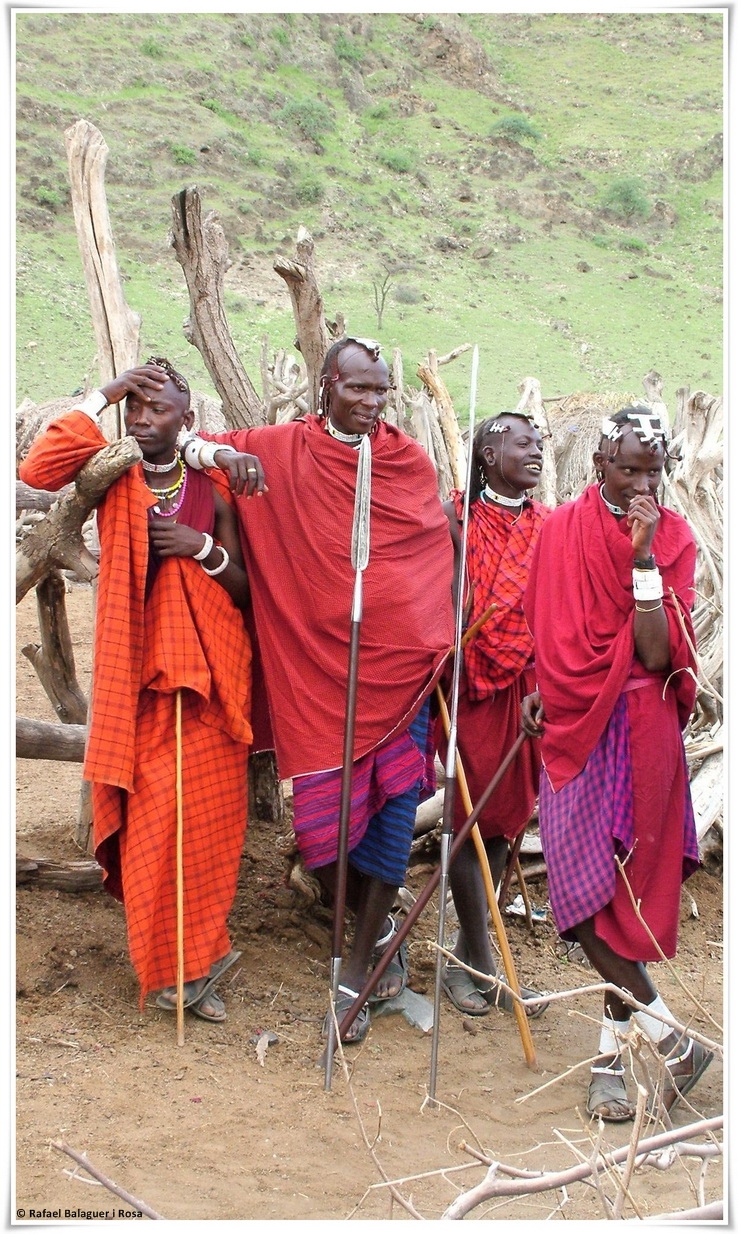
[100,364,170,408]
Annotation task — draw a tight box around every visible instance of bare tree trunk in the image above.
[416,353,467,490]
[21,572,88,724]
[64,119,141,442]
[273,226,331,413]
[16,435,141,602]
[16,716,86,761]
[170,187,263,427]
[247,751,285,827]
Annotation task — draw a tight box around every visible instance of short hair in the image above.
[146,356,190,403]
[469,411,537,503]
[318,337,384,415]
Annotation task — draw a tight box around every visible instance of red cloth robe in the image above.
[524,483,699,960]
[205,417,455,780]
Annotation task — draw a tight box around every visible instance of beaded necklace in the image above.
[142,450,180,474]
[325,418,364,448]
[599,483,625,517]
[481,485,525,509]
[149,459,188,517]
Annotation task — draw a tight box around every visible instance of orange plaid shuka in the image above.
[20,412,253,1003]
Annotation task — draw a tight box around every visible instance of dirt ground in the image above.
[15,585,724,1222]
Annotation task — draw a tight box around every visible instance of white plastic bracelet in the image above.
[182,437,238,470]
[632,567,663,601]
[192,532,214,562]
[201,545,229,576]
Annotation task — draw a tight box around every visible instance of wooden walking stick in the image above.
[324,432,372,1091]
[428,344,479,1104]
[175,689,185,1047]
[337,732,528,1038]
[435,687,537,1068]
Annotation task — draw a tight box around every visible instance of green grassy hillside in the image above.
[15,11,723,416]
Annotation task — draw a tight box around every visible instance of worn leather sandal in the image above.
[587,1062,636,1122]
[651,1035,714,1117]
[441,960,491,1015]
[321,985,370,1044]
[369,916,408,1002]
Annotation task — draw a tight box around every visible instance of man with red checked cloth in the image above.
[437,412,550,1018]
[523,406,712,1122]
[20,360,252,1024]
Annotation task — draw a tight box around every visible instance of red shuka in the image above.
[524,484,697,791]
[206,416,455,779]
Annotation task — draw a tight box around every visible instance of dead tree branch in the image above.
[170,186,263,427]
[64,119,141,441]
[16,436,141,602]
[50,1141,165,1219]
[21,571,88,723]
[273,226,331,413]
[16,716,86,761]
[442,1116,722,1218]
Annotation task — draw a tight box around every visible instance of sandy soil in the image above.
[15,585,724,1222]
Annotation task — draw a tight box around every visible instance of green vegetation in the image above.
[14,11,723,411]
[169,143,197,167]
[489,115,542,143]
[602,177,651,222]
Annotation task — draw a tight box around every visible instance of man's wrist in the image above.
[76,389,109,421]
[633,554,656,569]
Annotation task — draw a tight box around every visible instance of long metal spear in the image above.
[324,432,372,1091]
[428,343,479,1103]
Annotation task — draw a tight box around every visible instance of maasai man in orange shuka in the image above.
[436,413,550,1019]
[523,408,709,1123]
[20,360,253,1023]
[179,338,454,1043]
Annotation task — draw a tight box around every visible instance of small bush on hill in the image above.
[295,175,325,205]
[619,236,648,253]
[366,102,390,121]
[280,99,335,146]
[393,283,422,304]
[602,176,650,221]
[490,115,541,143]
[141,36,165,59]
[170,143,197,166]
[334,32,362,64]
[34,186,61,209]
[377,148,414,174]
[591,234,611,249]
[202,99,229,119]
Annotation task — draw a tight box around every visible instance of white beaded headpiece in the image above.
[601,411,666,446]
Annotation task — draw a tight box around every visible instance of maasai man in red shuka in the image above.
[523,407,711,1123]
[180,338,454,1043]
[436,413,550,1019]
[20,360,253,1025]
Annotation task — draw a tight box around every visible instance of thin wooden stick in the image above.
[175,689,185,1047]
[436,685,537,1069]
[515,856,534,929]
[50,1142,165,1219]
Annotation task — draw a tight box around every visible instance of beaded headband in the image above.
[601,411,666,446]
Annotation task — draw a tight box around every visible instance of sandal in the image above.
[587,1060,636,1122]
[321,984,370,1045]
[369,916,408,1002]
[441,960,491,1016]
[156,949,242,1017]
[654,1034,714,1116]
[481,973,550,1020]
[441,959,549,1019]
[188,987,226,1023]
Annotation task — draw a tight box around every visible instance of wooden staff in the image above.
[175,689,185,1047]
[428,344,479,1103]
[324,432,372,1091]
[435,688,537,1068]
[498,826,527,907]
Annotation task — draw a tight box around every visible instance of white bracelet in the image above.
[632,567,663,601]
[77,389,109,421]
[201,545,229,576]
[181,436,238,470]
[192,532,214,562]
